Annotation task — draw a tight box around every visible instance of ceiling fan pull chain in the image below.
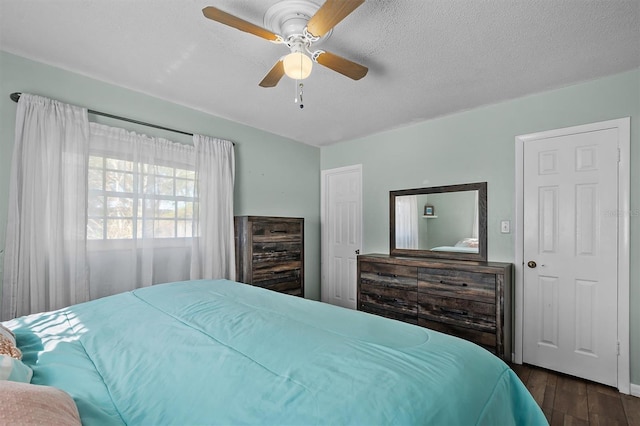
[298,83,304,109]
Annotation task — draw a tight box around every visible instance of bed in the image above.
[431,238,480,253]
[2,279,547,425]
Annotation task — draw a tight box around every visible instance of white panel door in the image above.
[523,128,619,386]
[321,165,362,309]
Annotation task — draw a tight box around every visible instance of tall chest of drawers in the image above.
[234,216,304,297]
[358,254,512,359]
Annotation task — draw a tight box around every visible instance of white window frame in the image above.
[87,152,197,248]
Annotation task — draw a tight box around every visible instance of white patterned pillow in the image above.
[0,323,24,363]
[0,335,21,359]
[0,324,16,343]
[0,323,31,382]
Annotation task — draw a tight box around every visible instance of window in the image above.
[87,155,196,240]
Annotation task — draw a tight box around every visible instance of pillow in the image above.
[455,238,479,248]
[0,323,23,360]
[0,381,81,426]
[0,324,16,343]
[0,355,33,382]
[0,335,22,359]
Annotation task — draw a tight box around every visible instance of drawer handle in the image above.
[270,230,287,234]
[440,280,467,287]
[440,307,468,316]
[374,295,398,303]
[377,272,398,278]
[271,268,300,275]
[270,249,287,253]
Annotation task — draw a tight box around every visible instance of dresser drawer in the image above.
[418,294,496,332]
[252,261,301,281]
[359,262,417,290]
[360,282,417,317]
[251,220,302,242]
[418,318,497,351]
[251,264,301,293]
[359,261,418,322]
[252,241,302,262]
[360,302,418,325]
[418,267,495,304]
[252,272,302,295]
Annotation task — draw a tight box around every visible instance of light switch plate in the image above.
[500,220,510,234]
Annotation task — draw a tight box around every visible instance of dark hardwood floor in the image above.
[510,363,640,425]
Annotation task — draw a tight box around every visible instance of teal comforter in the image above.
[7,279,547,425]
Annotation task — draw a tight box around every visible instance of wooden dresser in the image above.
[234,216,304,297]
[358,254,512,359]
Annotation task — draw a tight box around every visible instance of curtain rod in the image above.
[10,92,233,144]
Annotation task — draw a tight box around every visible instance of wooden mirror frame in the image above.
[389,182,487,261]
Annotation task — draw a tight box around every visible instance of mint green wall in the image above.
[0,51,321,300]
[321,69,640,385]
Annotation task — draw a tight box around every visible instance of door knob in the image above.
[527,261,537,268]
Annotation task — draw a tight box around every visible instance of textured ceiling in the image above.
[1,0,638,147]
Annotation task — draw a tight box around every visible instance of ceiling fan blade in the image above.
[315,51,368,80]
[259,60,285,88]
[306,0,365,38]
[202,6,281,42]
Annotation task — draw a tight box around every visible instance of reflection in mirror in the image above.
[395,191,478,252]
[390,182,487,261]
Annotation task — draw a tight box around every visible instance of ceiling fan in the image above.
[202,0,368,88]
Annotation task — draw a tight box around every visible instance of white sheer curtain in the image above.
[87,125,236,299]
[190,135,236,281]
[2,94,236,320]
[395,195,419,249]
[2,94,90,320]
[87,123,198,298]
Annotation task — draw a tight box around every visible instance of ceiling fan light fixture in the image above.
[283,51,313,80]
[203,1,367,87]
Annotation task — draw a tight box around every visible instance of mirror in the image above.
[390,182,487,261]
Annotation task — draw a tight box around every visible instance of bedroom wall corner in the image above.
[0,50,322,306]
